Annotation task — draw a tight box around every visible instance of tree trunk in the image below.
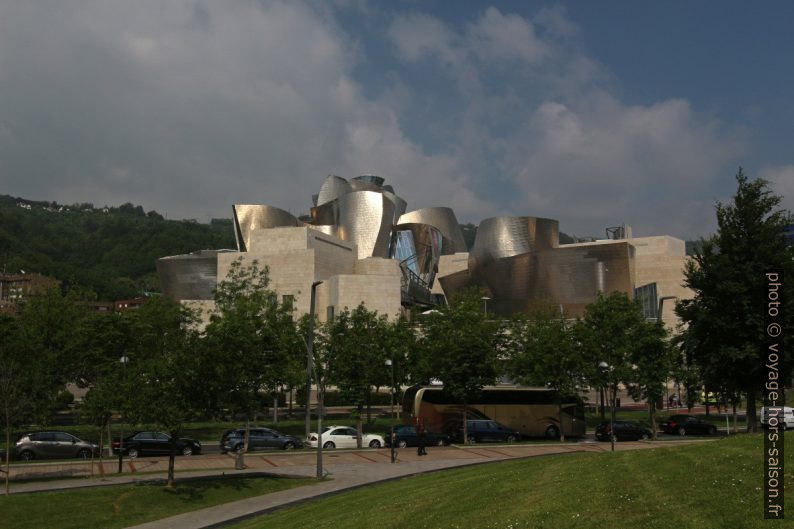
[733,404,738,433]
[166,430,177,488]
[557,401,565,442]
[244,419,250,453]
[288,386,293,419]
[610,385,617,452]
[463,398,469,444]
[366,391,372,425]
[5,412,10,495]
[650,401,657,439]
[273,394,278,424]
[107,422,112,458]
[98,426,103,472]
[356,404,363,449]
[747,391,758,432]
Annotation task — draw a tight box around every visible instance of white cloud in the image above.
[386,7,744,238]
[759,165,794,212]
[0,2,752,239]
[0,1,492,221]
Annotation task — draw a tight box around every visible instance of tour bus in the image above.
[403,385,586,439]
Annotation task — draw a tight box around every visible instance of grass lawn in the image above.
[231,434,792,529]
[0,474,318,529]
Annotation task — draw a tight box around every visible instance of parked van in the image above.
[761,407,794,430]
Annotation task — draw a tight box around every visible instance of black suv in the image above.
[220,427,303,453]
[457,420,521,444]
[384,425,451,448]
[595,421,652,442]
[661,415,717,436]
[112,431,202,458]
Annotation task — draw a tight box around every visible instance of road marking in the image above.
[260,457,278,467]
[478,447,512,457]
[353,453,379,463]
[460,449,493,458]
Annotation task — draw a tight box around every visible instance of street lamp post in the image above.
[305,280,323,442]
[386,358,395,463]
[117,355,129,473]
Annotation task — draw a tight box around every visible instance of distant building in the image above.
[114,297,148,311]
[0,272,59,313]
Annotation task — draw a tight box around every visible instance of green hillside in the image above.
[0,195,235,300]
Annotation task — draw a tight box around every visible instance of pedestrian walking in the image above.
[417,419,427,456]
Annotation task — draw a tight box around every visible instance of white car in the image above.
[306,425,385,449]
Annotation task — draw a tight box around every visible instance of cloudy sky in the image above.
[1,1,792,239]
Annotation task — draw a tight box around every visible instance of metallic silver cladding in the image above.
[157,250,228,301]
[336,191,395,259]
[397,207,467,254]
[469,216,558,269]
[316,175,352,207]
[437,268,481,300]
[383,190,407,224]
[233,205,300,252]
[468,240,634,317]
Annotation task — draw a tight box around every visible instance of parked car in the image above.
[595,421,652,442]
[761,406,794,430]
[12,431,99,461]
[661,415,717,436]
[220,427,303,453]
[306,425,385,449]
[112,431,201,458]
[384,424,451,448]
[455,420,521,444]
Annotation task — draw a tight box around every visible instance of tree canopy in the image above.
[676,169,794,430]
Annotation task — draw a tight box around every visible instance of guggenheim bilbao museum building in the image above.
[157,175,691,326]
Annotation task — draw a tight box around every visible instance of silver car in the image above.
[13,431,99,461]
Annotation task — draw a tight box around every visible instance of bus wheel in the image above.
[467,435,476,445]
[545,426,560,440]
[506,435,517,443]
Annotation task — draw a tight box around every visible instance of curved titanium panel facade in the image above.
[469,216,558,268]
[316,175,352,207]
[471,241,634,317]
[157,250,224,301]
[336,191,395,259]
[233,205,300,252]
[437,268,481,300]
[383,190,407,224]
[397,207,467,254]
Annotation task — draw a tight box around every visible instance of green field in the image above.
[231,434,791,529]
[0,475,318,529]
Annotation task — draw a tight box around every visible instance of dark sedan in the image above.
[595,421,652,442]
[384,425,451,448]
[220,427,303,453]
[112,431,202,458]
[456,420,522,444]
[661,415,717,436]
